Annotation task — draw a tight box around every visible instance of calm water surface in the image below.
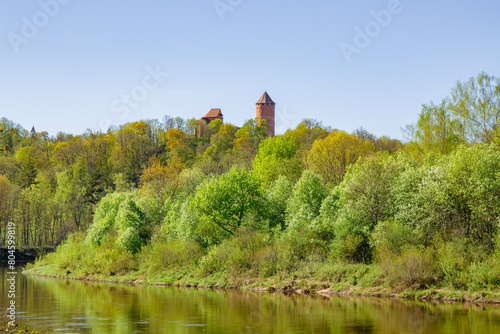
[2,264,500,333]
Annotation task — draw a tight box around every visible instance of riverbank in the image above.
[24,263,500,305]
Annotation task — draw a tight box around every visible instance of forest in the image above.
[6,72,500,291]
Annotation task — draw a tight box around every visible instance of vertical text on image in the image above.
[6,222,17,327]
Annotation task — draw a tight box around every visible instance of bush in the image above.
[434,238,469,289]
[331,155,402,263]
[142,240,203,275]
[86,192,127,245]
[381,246,437,287]
[330,234,370,264]
[274,229,330,273]
[199,228,271,276]
[81,238,137,275]
[264,176,293,230]
[115,195,150,253]
[469,260,500,288]
[86,192,151,253]
[36,233,137,276]
[370,219,413,263]
[255,245,280,277]
[50,233,87,271]
[285,171,327,233]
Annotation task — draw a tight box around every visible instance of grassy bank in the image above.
[25,261,500,304]
[25,229,500,304]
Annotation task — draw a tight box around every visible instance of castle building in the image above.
[202,108,223,123]
[199,92,276,137]
[256,91,275,137]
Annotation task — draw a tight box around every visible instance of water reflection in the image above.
[2,265,500,333]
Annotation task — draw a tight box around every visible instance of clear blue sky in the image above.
[1,0,500,139]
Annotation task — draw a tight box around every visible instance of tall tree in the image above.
[191,167,262,238]
[307,131,374,186]
[252,135,303,185]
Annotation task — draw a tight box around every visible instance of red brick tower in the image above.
[256,91,275,137]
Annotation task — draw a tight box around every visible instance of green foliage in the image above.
[191,167,263,239]
[315,187,342,241]
[381,246,437,287]
[434,238,469,289]
[12,75,500,293]
[115,195,149,253]
[413,99,462,154]
[468,259,500,288]
[199,228,272,276]
[142,240,202,275]
[331,155,401,262]
[264,175,293,230]
[307,130,374,186]
[393,145,500,249]
[252,136,303,185]
[285,170,328,233]
[329,234,368,264]
[86,192,127,245]
[370,219,414,259]
[406,72,500,149]
[86,192,149,253]
[39,232,136,276]
[370,219,418,279]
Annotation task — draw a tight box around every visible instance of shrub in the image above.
[255,245,280,277]
[331,155,402,263]
[469,260,500,288]
[434,238,469,289]
[36,233,137,276]
[330,234,369,264]
[199,228,271,276]
[142,240,202,275]
[86,192,151,253]
[81,238,137,275]
[275,230,330,272]
[50,233,87,271]
[115,195,149,253]
[285,170,327,234]
[316,262,374,286]
[264,176,293,230]
[86,192,127,245]
[370,219,413,263]
[382,246,437,287]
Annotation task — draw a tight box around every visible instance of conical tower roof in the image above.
[256,91,275,105]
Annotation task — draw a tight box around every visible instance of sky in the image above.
[1,0,500,140]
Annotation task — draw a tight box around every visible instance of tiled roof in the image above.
[203,108,222,118]
[256,91,275,104]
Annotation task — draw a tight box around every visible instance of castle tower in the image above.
[256,91,275,137]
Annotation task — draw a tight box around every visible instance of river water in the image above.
[2,264,500,333]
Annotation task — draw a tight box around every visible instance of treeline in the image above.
[13,72,500,290]
[0,111,397,247]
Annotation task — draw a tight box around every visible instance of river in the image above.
[2,264,500,333]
